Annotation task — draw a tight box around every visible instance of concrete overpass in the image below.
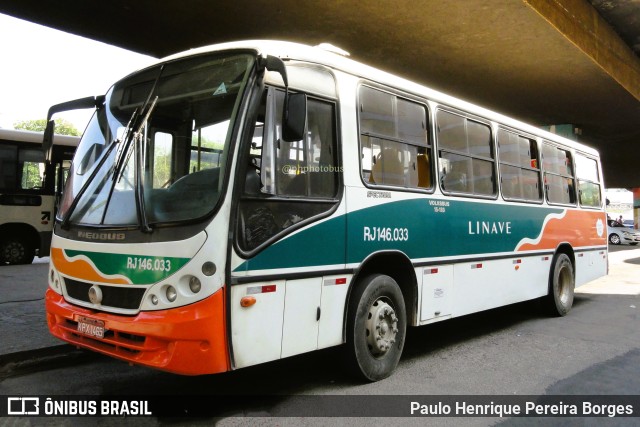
[1,0,639,189]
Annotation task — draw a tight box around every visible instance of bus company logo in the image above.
[78,231,126,241]
[596,218,604,237]
[7,397,40,415]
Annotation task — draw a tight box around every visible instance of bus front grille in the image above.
[64,279,146,310]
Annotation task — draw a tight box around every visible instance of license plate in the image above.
[76,316,106,339]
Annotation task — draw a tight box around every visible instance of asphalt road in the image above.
[1,246,639,426]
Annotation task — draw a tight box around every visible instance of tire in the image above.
[346,274,406,382]
[545,253,574,317]
[0,237,34,265]
[608,233,621,245]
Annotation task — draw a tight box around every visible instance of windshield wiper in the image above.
[60,135,119,230]
[104,65,164,232]
[133,96,158,233]
[62,65,164,232]
[112,107,141,184]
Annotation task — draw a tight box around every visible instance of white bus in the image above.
[0,128,78,265]
[45,41,607,381]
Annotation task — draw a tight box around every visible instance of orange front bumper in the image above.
[45,287,230,375]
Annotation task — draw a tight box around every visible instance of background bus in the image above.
[45,41,607,381]
[0,128,79,265]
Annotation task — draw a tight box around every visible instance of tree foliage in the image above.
[14,118,80,136]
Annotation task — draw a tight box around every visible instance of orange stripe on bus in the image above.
[51,247,130,285]
[517,210,606,252]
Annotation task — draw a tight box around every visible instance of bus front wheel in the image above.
[0,237,34,265]
[545,253,574,316]
[346,274,406,382]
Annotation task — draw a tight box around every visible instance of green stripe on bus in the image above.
[236,199,563,272]
[64,250,190,285]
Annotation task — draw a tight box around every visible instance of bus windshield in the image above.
[58,52,254,228]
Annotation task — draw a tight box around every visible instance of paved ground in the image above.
[578,246,640,295]
[1,246,639,425]
[0,245,638,372]
[0,257,60,356]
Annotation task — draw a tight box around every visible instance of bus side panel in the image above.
[230,281,285,368]
[1,195,55,256]
[281,277,322,358]
[230,273,352,368]
[318,274,352,349]
[452,256,550,318]
[420,265,453,323]
[575,249,608,287]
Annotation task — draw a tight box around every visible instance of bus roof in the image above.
[0,128,80,147]
[157,40,600,157]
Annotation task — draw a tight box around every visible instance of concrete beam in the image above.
[525,0,640,102]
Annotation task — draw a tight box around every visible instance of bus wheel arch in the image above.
[545,244,575,316]
[0,223,38,265]
[344,251,417,381]
[347,251,418,327]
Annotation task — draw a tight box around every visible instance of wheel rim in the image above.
[610,234,621,245]
[557,262,573,305]
[2,241,25,264]
[365,298,399,357]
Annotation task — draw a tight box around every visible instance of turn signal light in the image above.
[240,296,257,307]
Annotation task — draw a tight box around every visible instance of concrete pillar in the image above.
[542,124,582,142]
[634,188,640,229]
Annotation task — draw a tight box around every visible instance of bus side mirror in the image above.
[282,93,307,142]
[43,119,55,164]
[260,55,307,142]
[42,95,105,164]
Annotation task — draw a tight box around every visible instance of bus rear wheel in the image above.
[0,237,34,265]
[545,253,574,316]
[346,274,406,382]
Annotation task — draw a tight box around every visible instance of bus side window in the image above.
[542,143,576,205]
[437,110,495,196]
[244,122,264,196]
[237,87,339,252]
[575,154,601,207]
[0,145,18,190]
[359,86,431,190]
[55,160,72,193]
[19,148,46,190]
[498,129,542,202]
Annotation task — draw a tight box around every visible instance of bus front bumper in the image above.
[45,287,230,375]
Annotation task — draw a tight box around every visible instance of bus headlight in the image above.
[49,268,62,294]
[166,286,177,302]
[202,261,216,276]
[189,276,202,294]
[150,294,159,305]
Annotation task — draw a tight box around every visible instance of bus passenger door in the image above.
[232,86,343,366]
